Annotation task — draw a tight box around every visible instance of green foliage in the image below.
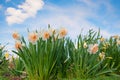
[13,35,67,80]
[9,57,25,77]
[0,44,10,79]
[0,28,120,80]
[11,27,120,80]
[102,37,120,73]
[0,44,5,61]
[69,30,116,79]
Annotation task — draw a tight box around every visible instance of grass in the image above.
[1,28,120,80]
[62,75,120,80]
[0,76,9,80]
[0,76,120,80]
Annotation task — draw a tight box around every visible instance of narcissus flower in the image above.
[15,41,23,50]
[12,31,20,40]
[48,28,56,36]
[58,28,67,39]
[28,32,39,43]
[99,52,105,60]
[117,40,120,45]
[88,44,98,54]
[83,42,87,48]
[4,52,9,60]
[0,45,3,49]
[42,31,50,40]
[112,35,119,39]
[100,37,105,42]
[103,42,110,48]
[38,30,44,38]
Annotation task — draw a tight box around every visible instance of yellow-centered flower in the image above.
[83,42,87,48]
[12,31,20,40]
[112,35,119,39]
[5,52,9,60]
[100,38,105,42]
[42,31,50,40]
[117,40,120,45]
[88,44,98,54]
[48,28,56,36]
[58,28,67,39]
[15,41,22,50]
[28,32,39,43]
[99,52,105,60]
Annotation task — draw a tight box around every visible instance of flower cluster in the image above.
[88,44,98,54]
[82,42,107,61]
[12,32,23,50]
[111,35,120,45]
[10,28,120,80]
[12,27,68,50]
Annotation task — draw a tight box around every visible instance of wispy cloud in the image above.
[75,0,119,33]
[5,0,44,25]
[4,0,116,38]
[27,2,114,39]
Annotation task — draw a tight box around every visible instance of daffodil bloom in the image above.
[105,42,110,47]
[0,45,3,49]
[42,31,50,40]
[58,28,67,39]
[28,32,39,43]
[102,46,106,50]
[103,42,110,48]
[88,44,98,54]
[48,28,56,36]
[15,41,23,50]
[99,52,105,60]
[12,31,20,40]
[83,42,87,48]
[112,35,119,39]
[100,37,105,42]
[117,40,120,45]
[38,29,45,38]
[4,52,9,60]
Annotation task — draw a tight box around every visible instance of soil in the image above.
[10,76,22,80]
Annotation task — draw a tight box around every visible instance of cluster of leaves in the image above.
[9,57,25,77]
[0,44,25,80]
[100,36,120,74]
[70,30,116,79]
[0,44,10,79]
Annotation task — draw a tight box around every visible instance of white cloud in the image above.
[6,0,44,25]
[25,3,113,40]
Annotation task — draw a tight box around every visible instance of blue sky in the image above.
[0,0,120,53]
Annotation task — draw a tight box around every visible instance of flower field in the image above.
[0,26,120,80]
